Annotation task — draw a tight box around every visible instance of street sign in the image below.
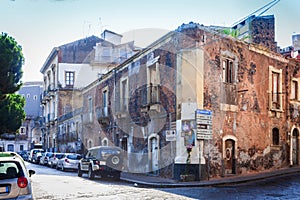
[195,109,212,140]
[166,130,176,141]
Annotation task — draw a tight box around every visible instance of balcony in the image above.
[57,132,78,143]
[96,106,109,125]
[140,84,160,107]
[47,83,55,97]
[47,113,55,124]
[41,83,56,103]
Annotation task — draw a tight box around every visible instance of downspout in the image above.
[286,65,293,166]
[113,69,117,146]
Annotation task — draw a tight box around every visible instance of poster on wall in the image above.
[181,120,196,146]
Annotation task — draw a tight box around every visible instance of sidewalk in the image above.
[120,166,300,188]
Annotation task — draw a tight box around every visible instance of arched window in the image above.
[272,128,280,145]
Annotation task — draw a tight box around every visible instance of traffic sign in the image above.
[195,109,212,140]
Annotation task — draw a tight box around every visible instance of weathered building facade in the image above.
[40,32,136,152]
[40,15,300,181]
[75,21,300,181]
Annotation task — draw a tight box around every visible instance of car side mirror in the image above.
[29,169,35,177]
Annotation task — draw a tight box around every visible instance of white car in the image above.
[0,152,35,199]
[28,149,44,163]
[56,153,82,171]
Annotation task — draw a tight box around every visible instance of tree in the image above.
[0,32,24,96]
[0,33,25,137]
[0,94,26,134]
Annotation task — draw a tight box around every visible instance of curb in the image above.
[121,167,300,188]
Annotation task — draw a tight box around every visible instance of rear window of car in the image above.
[0,161,23,180]
[46,153,53,157]
[99,148,121,160]
[66,155,82,160]
[55,154,64,159]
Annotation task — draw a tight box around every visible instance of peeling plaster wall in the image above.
[177,25,292,177]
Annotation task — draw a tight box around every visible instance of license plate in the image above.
[0,186,9,194]
[100,161,106,165]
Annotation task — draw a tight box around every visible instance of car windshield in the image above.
[67,154,82,160]
[0,161,23,180]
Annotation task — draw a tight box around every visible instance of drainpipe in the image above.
[113,69,117,146]
[290,131,293,166]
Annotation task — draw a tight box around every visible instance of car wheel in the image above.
[112,172,121,181]
[88,165,95,180]
[78,165,83,177]
[107,154,123,170]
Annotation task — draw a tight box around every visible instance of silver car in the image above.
[56,153,82,171]
[39,152,53,165]
[0,152,35,200]
[48,153,64,168]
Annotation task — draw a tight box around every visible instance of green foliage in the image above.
[0,94,25,134]
[0,33,25,136]
[0,32,24,96]
[222,28,239,38]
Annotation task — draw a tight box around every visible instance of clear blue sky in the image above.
[1,0,299,82]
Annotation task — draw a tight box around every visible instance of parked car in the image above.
[0,151,35,199]
[56,153,82,171]
[32,152,44,164]
[28,149,45,163]
[17,150,29,161]
[78,146,124,180]
[39,152,53,166]
[48,153,65,168]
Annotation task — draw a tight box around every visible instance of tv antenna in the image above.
[232,0,280,27]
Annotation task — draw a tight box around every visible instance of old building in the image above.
[40,31,136,152]
[74,17,300,181]
[43,14,300,181]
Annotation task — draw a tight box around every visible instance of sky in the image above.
[1,0,299,82]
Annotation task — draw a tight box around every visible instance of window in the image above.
[269,66,282,110]
[121,78,128,111]
[33,95,37,101]
[20,127,25,135]
[65,71,75,87]
[291,79,299,100]
[7,144,14,152]
[103,90,108,108]
[88,97,93,122]
[272,128,280,145]
[27,94,30,98]
[272,72,279,104]
[20,145,24,151]
[222,59,234,84]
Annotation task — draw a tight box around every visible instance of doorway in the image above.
[292,129,299,165]
[149,136,159,174]
[224,139,236,174]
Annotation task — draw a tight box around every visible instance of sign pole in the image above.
[195,109,213,181]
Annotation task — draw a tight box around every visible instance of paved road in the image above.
[160,173,300,199]
[26,162,300,199]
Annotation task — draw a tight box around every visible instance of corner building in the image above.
[73,22,300,180]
